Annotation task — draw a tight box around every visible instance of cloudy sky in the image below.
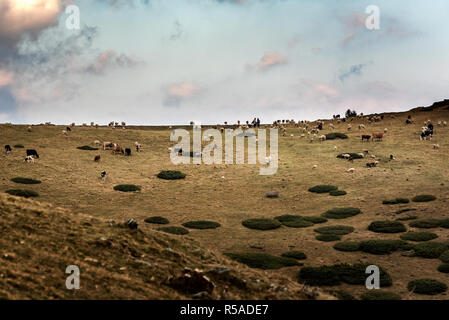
[0,0,448,124]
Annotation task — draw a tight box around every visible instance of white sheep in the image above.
[319,134,326,142]
[433,144,440,149]
[347,168,355,173]
[333,145,337,151]
[384,128,388,133]
[312,164,318,169]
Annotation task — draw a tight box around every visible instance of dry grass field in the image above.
[1,103,449,299]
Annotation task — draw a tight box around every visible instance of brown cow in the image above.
[372,132,384,141]
[112,145,124,154]
[94,155,101,162]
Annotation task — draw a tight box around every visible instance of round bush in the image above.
[182,220,221,229]
[440,250,449,263]
[438,219,449,229]
[281,251,307,260]
[408,279,447,295]
[368,221,406,233]
[5,189,39,198]
[242,218,281,230]
[325,132,348,140]
[308,185,338,194]
[330,290,355,300]
[11,177,41,184]
[322,207,361,219]
[412,194,436,202]
[359,240,409,255]
[113,184,141,192]
[314,225,354,235]
[225,253,300,270]
[157,170,186,180]
[382,198,410,205]
[301,216,328,224]
[157,226,189,235]
[77,145,99,150]
[298,263,392,287]
[396,208,416,214]
[413,242,449,259]
[360,291,401,300]
[333,242,361,252]
[400,232,438,242]
[144,216,169,224]
[437,263,449,273]
[409,219,441,229]
[329,190,347,196]
[274,215,313,228]
[396,216,418,221]
[13,144,24,148]
[316,234,341,242]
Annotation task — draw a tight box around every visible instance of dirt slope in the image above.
[0,193,330,300]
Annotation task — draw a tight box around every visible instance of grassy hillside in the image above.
[1,103,449,299]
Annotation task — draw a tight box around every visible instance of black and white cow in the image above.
[5,145,12,154]
[26,149,39,158]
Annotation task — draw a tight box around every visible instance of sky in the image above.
[0,0,448,125]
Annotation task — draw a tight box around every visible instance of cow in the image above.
[100,171,107,181]
[5,145,12,154]
[26,149,39,158]
[125,148,131,156]
[94,155,101,162]
[103,142,115,150]
[112,145,124,154]
[24,156,35,163]
[361,135,371,141]
[420,128,432,140]
[135,142,142,152]
[372,132,384,141]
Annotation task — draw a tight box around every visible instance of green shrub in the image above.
[144,216,169,224]
[409,219,441,229]
[157,170,186,180]
[5,189,39,198]
[113,184,141,192]
[438,219,449,229]
[157,226,189,235]
[274,215,313,228]
[437,263,449,273]
[413,242,449,259]
[281,251,307,260]
[400,232,438,242]
[412,195,436,202]
[330,290,355,300]
[368,221,406,233]
[242,218,281,230]
[298,263,392,287]
[301,216,328,224]
[314,225,354,235]
[360,291,401,300]
[396,216,418,221]
[322,207,361,219]
[308,185,338,193]
[440,251,449,263]
[225,253,300,270]
[182,220,221,229]
[77,145,98,150]
[407,279,447,295]
[336,153,364,159]
[359,240,410,255]
[316,234,341,242]
[333,242,361,252]
[325,133,348,140]
[13,144,24,148]
[11,177,41,185]
[382,198,410,205]
[329,190,347,196]
[395,208,416,214]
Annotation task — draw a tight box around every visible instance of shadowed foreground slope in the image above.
[0,194,330,300]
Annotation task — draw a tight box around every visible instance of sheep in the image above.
[94,140,101,146]
[370,155,376,159]
[300,134,305,138]
[319,134,326,142]
[27,126,32,132]
[444,121,448,127]
[329,123,335,130]
[312,164,318,169]
[347,124,352,131]
[62,130,67,135]
[347,168,355,173]
[333,146,337,151]
[24,155,35,163]
[135,141,142,152]
[342,153,351,160]
[384,128,388,133]
[358,124,365,130]
[309,137,314,143]
[433,144,440,150]
[366,161,379,168]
